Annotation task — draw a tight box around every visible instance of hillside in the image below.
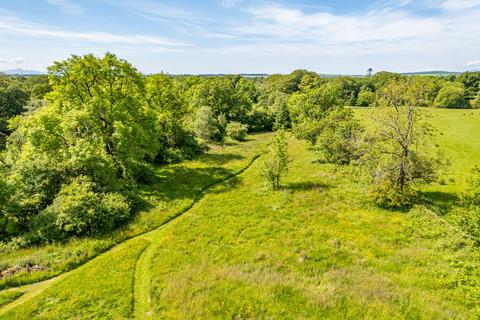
[0,109,479,319]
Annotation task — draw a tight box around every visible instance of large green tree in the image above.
[0,84,29,149]
[434,83,468,108]
[2,53,158,239]
[363,80,442,208]
[457,72,480,99]
[145,74,200,163]
[288,82,341,143]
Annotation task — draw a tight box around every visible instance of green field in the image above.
[0,109,479,319]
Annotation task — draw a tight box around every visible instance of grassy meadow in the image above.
[0,109,479,319]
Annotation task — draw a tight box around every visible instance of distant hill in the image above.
[1,68,45,75]
[401,70,460,76]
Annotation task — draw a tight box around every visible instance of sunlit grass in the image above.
[1,110,479,319]
[0,133,272,290]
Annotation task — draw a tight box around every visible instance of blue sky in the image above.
[0,0,479,74]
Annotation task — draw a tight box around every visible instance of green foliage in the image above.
[434,83,468,108]
[331,76,361,106]
[0,84,29,149]
[369,178,419,208]
[472,94,480,109]
[31,176,130,241]
[261,131,288,190]
[194,106,227,142]
[268,70,318,94]
[364,81,442,208]
[410,76,445,107]
[1,53,158,240]
[371,71,403,89]
[145,74,201,163]
[456,72,480,99]
[316,108,364,165]
[226,121,248,141]
[356,90,376,107]
[190,76,253,124]
[273,99,290,130]
[246,105,274,132]
[288,82,341,143]
[0,175,15,239]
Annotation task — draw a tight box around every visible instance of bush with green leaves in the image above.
[194,106,227,143]
[316,108,364,165]
[288,82,341,144]
[261,131,288,190]
[226,122,248,141]
[356,90,376,107]
[434,83,468,108]
[368,177,418,208]
[472,94,480,109]
[31,176,130,241]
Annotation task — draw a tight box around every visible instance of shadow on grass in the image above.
[197,152,245,166]
[283,181,331,192]
[421,191,460,216]
[138,165,241,204]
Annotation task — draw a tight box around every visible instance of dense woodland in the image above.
[1,53,480,247]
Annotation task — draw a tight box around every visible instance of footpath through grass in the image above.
[0,134,270,319]
[142,135,479,319]
[1,110,479,319]
[0,133,272,290]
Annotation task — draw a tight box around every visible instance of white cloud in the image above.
[220,0,242,7]
[466,60,480,66]
[225,2,480,56]
[437,0,480,11]
[0,16,190,48]
[46,0,86,15]
[0,57,24,64]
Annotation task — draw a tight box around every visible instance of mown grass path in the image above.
[0,152,263,319]
[133,155,261,319]
[0,133,272,293]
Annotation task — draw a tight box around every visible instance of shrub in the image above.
[226,122,248,141]
[472,95,480,109]
[31,176,130,240]
[246,107,274,132]
[316,108,363,165]
[434,84,468,108]
[369,176,418,208]
[356,90,376,107]
[194,106,227,143]
[261,131,289,190]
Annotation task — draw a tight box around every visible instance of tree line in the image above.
[0,53,479,245]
